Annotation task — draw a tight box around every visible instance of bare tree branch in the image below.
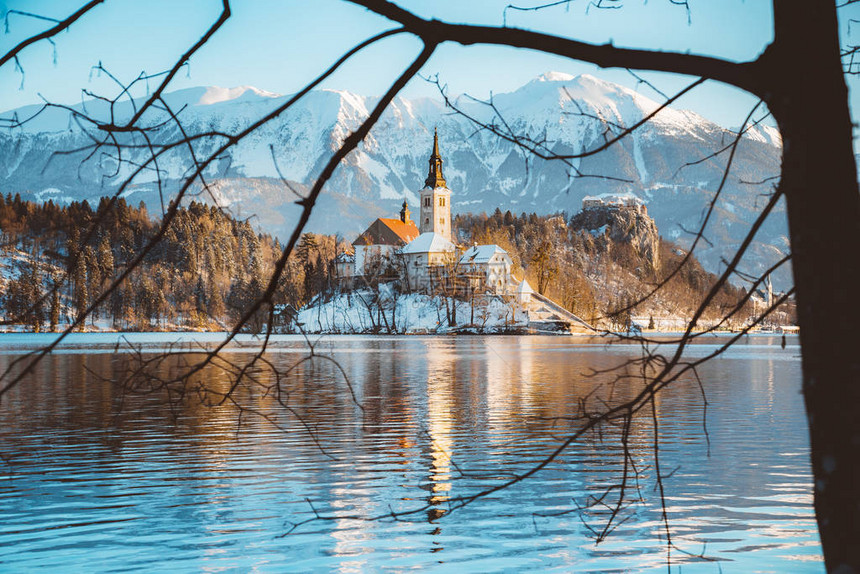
[0,0,105,69]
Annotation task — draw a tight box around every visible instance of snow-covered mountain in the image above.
[0,73,788,287]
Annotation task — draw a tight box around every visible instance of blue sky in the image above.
[0,0,857,130]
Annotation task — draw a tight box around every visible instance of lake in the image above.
[0,334,822,572]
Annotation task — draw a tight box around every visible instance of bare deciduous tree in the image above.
[0,1,857,570]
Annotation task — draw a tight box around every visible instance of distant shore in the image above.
[0,329,799,339]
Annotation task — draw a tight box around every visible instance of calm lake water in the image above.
[0,334,821,572]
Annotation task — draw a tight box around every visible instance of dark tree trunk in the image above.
[763,3,860,570]
[349,0,860,567]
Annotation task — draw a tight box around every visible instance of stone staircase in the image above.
[527,292,596,334]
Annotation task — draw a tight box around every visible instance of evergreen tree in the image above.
[50,274,61,333]
[73,254,88,331]
[97,235,114,290]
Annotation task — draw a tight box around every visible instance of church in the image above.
[345,129,515,295]
[417,128,453,241]
[327,129,595,333]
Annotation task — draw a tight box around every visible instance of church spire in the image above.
[400,199,411,224]
[424,127,447,189]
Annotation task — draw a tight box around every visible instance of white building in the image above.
[458,244,514,293]
[418,128,453,243]
[400,232,457,292]
[352,200,419,278]
[350,131,518,299]
[333,252,355,286]
[517,278,534,305]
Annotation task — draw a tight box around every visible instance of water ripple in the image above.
[0,335,821,572]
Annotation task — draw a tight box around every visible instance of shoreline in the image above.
[0,329,799,340]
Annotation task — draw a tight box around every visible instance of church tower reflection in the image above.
[422,338,456,524]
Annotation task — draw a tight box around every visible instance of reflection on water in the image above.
[426,339,454,524]
[0,334,821,572]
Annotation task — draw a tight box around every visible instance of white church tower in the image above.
[419,128,452,242]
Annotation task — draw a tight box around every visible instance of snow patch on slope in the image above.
[354,151,400,199]
[535,71,576,82]
[197,86,281,106]
[745,124,783,147]
[632,132,649,183]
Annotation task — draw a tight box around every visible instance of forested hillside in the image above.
[0,194,766,332]
[455,208,754,328]
[0,73,788,288]
[0,195,341,331]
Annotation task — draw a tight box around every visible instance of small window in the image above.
[425,218,429,225]
[439,197,445,207]
[439,218,445,225]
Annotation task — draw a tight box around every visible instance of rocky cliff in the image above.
[569,205,661,271]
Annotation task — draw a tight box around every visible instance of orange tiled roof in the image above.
[353,217,419,246]
[379,218,419,243]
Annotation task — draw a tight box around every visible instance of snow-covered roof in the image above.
[459,244,508,265]
[517,279,534,295]
[401,232,455,254]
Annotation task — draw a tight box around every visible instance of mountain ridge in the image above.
[0,72,789,287]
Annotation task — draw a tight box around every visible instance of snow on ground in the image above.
[294,288,526,334]
[589,224,609,238]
